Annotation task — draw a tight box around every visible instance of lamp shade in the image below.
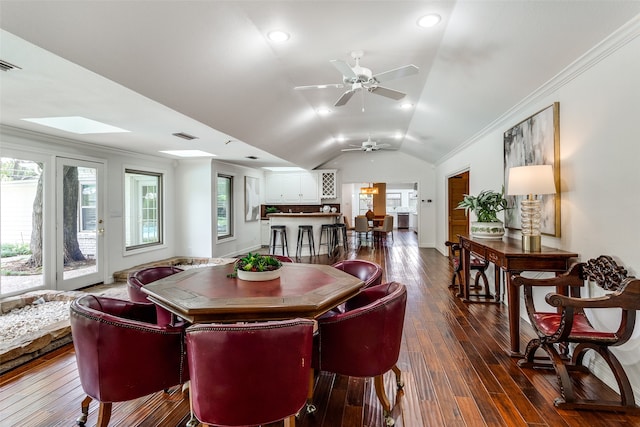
[507,165,556,196]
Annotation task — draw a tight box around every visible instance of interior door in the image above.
[448,171,469,249]
[56,158,104,290]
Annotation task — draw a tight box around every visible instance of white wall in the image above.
[319,150,436,247]
[435,20,640,401]
[176,159,265,258]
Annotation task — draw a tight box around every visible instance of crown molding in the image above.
[438,14,640,165]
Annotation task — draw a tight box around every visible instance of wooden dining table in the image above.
[141,262,365,323]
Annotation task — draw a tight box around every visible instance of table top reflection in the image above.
[142,262,364,323]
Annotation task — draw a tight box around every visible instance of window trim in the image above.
[123,167,165,254]
[216,173,234,240]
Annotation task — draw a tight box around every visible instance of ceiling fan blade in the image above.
[330,59,357,79]
[294,83,344,90]
[334,90,356,106]
[341,147,363,152]
[372,64,419,82]
[368,85,406,100]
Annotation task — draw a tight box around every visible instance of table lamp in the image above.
[506,165,556,252]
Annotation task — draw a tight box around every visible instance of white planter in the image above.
[236,268,281,281]
[471,221,505,239]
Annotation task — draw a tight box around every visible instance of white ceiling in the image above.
[1,1,639,170]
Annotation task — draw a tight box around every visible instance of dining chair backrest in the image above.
[355,216,369,233]
[186,318,314,426]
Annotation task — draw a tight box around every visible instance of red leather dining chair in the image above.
[70,295,188,427]
[311,282,407,426]
[127,266,183,325]
[186,318,314,427]
[444,240,489,297]
[331,259,383,289]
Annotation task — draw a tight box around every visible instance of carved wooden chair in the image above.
[445,240,490,297]
[512,255,640,412]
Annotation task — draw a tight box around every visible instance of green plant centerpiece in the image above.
[232,253,283,281]
[457,188,509,239]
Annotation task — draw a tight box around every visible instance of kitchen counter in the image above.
[267,212,341,218]
[267,212,343,256]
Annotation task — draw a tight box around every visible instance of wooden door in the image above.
[448,171,469,248]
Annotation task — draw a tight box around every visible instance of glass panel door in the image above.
[56,158,104,290]
[0,157,46,296]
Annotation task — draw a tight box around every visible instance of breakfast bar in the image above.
[267,212,342,256]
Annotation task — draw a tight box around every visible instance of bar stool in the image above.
[296,225,316,259]
[333,223,348,251]
[318,224,337,256]
[269,225,289,256]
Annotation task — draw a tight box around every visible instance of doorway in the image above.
[56,158,105,291]
[448,171,469,244]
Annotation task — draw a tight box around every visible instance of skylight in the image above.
[159,150,217,158]
[22,116,129,134]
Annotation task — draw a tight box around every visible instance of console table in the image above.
[458,234,578,357]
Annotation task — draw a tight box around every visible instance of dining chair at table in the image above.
[332,259,383,289]
[70,295,189,427]
[372,215,394,242]
[127,266,184,325]
[354,215,372,243]
[185,318,314,427]
[310,281,407,426]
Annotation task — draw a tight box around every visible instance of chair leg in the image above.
[562,343,639,412]
[392,364,404,390]
[374,374,394,425]
[305,369,317,414]
[284,415,296,427]
[76,395,92,426]
[96,402,112,427]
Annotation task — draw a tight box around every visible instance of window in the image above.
[125,170,163,250]
[386,192,402,210]
[217,174,233,239]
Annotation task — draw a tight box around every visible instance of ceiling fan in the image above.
[341,136,392,152]
[295,50,419,109]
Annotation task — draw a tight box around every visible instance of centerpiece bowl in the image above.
[234,253,283,282]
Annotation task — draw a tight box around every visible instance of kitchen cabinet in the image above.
[266,172,319,204]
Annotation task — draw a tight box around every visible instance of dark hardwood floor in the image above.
[2,230,639,426]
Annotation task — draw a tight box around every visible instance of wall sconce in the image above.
[507,165,556,252]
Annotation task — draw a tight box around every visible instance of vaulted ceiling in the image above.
[1,1,638,170]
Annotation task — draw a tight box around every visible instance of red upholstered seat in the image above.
[70,295,188,427]
[186,318,313,427]
[310,282,407,425]
[513,255,640,412]
[127,266,183,325]
[331,259,383,288]
[533,312,618,341]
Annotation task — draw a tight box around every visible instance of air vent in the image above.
[245,156,258,160]
[172,132,198,140]
[0,59,22,72]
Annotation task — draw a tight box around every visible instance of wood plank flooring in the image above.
[2,230,639,426]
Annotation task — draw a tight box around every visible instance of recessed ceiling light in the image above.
[159,150,217,157]
[400,102,414,110]
[394,132,403,140]
[417,14,441,28]
[317,107,332,115]
[22,116,129,134]
[267,30,290,42]
[335,135,346,142]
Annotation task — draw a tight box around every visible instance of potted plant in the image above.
[457,188,509,239]
[233,253,283,281]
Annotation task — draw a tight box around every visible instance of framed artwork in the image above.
[503,102,561,237]
[244,176,260,222]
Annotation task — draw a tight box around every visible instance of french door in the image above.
[56,158,105,291]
